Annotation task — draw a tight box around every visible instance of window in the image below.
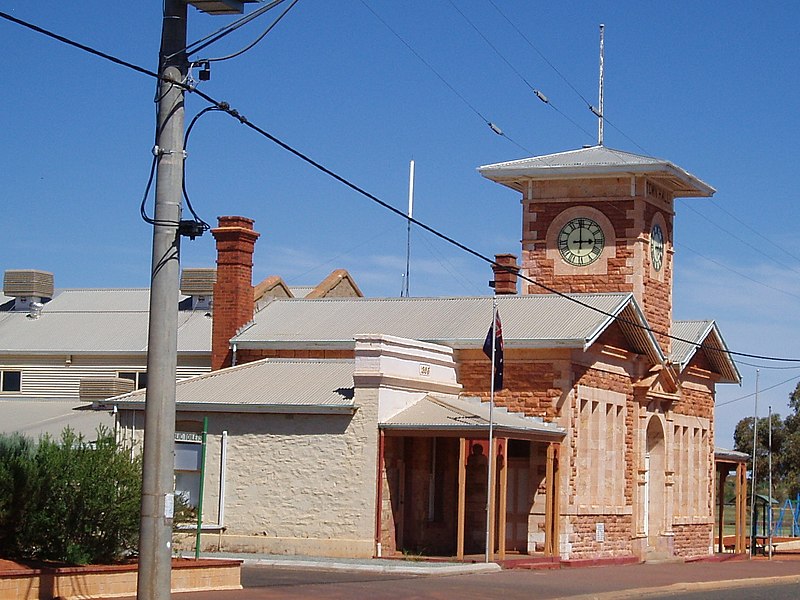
[118,371,148,389]
[174,434,202,507]
[1,370,21,393]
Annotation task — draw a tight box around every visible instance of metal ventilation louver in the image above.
[180,268,217,297]
[79,377,136,401]
[3,270,54,299]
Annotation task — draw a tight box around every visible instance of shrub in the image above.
[0,427,142,564]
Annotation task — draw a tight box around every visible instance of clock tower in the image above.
[479,146,714,354]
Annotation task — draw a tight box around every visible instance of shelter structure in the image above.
[714,447,748,553]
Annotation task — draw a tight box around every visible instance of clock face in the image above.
[558,218,605,266]
[650,223,665,271]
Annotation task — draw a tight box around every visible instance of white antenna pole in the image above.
[598,24,605,146]
[750,369,759,558]
[403,160,415,297]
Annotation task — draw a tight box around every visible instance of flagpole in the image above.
[485,297,497,563]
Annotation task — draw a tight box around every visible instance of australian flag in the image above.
[482,310,504,390]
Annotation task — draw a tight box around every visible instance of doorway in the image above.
[645,417,665,545]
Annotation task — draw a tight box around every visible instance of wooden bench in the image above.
[751,536,777,555]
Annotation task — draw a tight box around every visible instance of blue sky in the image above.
[2,1,799,446]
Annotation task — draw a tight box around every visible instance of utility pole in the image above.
[138,1,187,597]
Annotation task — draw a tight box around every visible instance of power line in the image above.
[180,0,288,59]
[486,1,649,153]
[201,0,300,63]
[677,241,800,301]
[5,9,800,366]
[716,374,798,408]
[446,0,595,142]
[574,181,800,304]
[708,198,800,266]
[358,0,533,155]
[680,202,800,276]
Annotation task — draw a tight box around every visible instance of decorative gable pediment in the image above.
[633,363,679,404]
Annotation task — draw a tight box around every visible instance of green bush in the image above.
[0,427,142,564]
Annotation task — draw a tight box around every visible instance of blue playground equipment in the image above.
[770,494,800,537]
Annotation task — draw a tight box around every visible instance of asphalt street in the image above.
[148,557,800,600]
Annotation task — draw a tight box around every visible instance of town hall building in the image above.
[107,145,741,562]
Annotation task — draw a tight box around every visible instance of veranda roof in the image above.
[382,395,565,441]
[100,358,356,414]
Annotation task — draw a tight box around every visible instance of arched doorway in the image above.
[645,417,665,545]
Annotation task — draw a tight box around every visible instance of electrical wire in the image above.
[445,0,595,142]
[358,0,533,155]
[177,0,289,59]
[139,153,163,226]
[137,87,800,364]
[708,198,800,266]
[680,203,800,277]
[676,242,800,302]
[716,375,799,408]
[202,0,300,63]
[181,106,222,232]
[486,0,648,153]
[486,0,593,108]
[4,9,800,366]
[559,173,800,306]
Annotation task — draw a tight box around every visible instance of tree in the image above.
[732,380,800,501]
[733,412,785,496]
[0,427,141,564]
[780,382,800,498]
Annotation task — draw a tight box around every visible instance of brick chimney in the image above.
[491,254,519,295]
[211,216,260,370]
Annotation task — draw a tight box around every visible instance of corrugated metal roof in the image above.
[715,446,749,463]
[478,145,715,197]
[289,286,314,298]
[233,294,652,354]
[39,288,152,312]
[671,320,712,366]
[0,398,114,440]
[382,395,564,440]
[671,320,740,384]
[104,358,355,412]
[0,288,211,354]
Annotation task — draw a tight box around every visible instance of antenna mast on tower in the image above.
[597,23,605,146]
[402,160,415,297]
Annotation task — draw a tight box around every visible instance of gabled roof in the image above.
[0,288,211,354]
[101,358,356,414]
[715,446,749,464]
[304,269,363,299]
[233,293,663,363]
[382,395,564,440]
[478,145,715,198]
[253,275,294,304]
[671,320,741,384]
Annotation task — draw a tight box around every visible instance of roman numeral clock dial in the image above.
[557,218,605,266]
[650,223,665,271]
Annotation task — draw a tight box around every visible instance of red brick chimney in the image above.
[492,254,519,295]
[211,216,260,371]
